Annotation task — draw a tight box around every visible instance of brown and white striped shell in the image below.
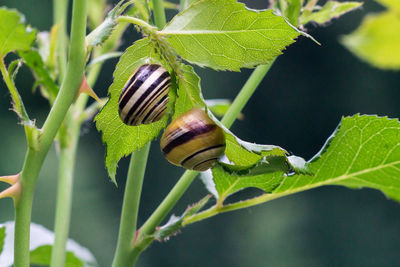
[160,108,226,171]
[118,64,171,126]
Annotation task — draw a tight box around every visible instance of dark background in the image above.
[1,0,400,266]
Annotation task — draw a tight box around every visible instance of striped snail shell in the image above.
[118,64,171,126]
[160,108,226,171]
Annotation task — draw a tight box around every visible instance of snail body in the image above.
[118,64,171,126]
[160,108,226,171]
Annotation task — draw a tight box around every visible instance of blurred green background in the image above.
[1,0,400,266]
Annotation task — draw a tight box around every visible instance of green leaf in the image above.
[300,1,362,25]
[222,115,400,208]
[30,245,84,267]
[95,38,174,183]
[0,226,5,255]
[174,64,206,119]
[86,0,125,48]
[304,115,400,201]
[208,151,310,201]
[19,50,59,103]
[223,131,287,166]
[0,8,36,58]
[212,163,286,201]
[159,0,300,71]
[341,11,400,70]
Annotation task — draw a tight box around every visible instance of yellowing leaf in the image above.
[341,12,400,70]
[376,0,400,14]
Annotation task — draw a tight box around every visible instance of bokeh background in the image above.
[1,0,400,266]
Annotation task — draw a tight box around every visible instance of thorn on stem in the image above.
[0,173,21,201]
[76,76,101,103]
[0,173,20,185]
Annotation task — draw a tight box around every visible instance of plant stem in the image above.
[50,1,71,265]
[53,0,69,81]
[13,0,87,265]
[50,114,78,267]
[221,60,275,128]
[184,179,325,225]
[132,59,278,261]
[14,148,40,267]
[152,0,167,29]
[112,2,167,265]
[112,144,151,267]
[117,16,156,32]
[50,47,105,266]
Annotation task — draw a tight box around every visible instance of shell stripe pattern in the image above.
[118,64,171,125]
[161,109,226,171]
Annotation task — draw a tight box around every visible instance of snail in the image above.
[160,108,226,171]
[118,63,171,126]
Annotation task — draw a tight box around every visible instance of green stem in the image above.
[221,61,275,128]
[184,179,324,225]
[14,149,40,267]
[112,144,151,267]
[50,2,70,265]
[152,0,167,29]
[50,49,104,266]
[13,0,87,265]
[53,0,69,81]
[112,1,167,265]
[132,59,278,260]
[50,115,79,267]
[117,16,156,32]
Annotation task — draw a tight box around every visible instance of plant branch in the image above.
[117,16,157,33]
[221,60,275,128]
[112,1,167,265]
[50,45,106,266]
[132,59,278,261]
[112,144,151,267]
[50,113,78,267]
[13,0,87,265]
